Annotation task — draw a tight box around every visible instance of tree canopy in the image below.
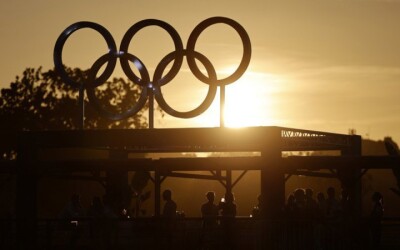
[0,66,150,131]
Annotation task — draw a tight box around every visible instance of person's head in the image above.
[206,191,215,202]
[294,188,306,203]
[287,194,295,205]
[163,189,172,201]
[305,188,313,198]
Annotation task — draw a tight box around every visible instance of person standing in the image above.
[161,189,177,249]
[219,192,237,250]
[200,191,219,248]
[162,189,177,218]
[201,191,219,228]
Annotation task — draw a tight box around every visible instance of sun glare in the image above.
[186,66,284,129]
[222,68,282,128]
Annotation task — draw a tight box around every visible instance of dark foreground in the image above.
[1,217,399,250]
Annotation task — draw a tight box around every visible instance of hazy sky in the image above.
[1,0,400,142]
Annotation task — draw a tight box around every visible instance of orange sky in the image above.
[1,0,400,142]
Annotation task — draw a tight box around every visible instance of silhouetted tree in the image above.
[0,66,149,131]
[0,66,154,158]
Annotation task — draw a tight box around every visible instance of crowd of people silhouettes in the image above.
[56,186,384,249]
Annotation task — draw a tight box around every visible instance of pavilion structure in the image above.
[13,125,400,248]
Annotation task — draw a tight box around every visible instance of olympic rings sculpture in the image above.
[54,17,251,121]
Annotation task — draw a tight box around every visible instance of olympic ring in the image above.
[153,50,217,118]
[53,17,251,121]
[186,17,251,86]
[86,53,149,121]
[53,21,117,89]
[120,19,184,87]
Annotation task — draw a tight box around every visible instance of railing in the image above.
[1,217,399,249]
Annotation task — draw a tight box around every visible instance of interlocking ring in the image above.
[120,19,184,87]
[186,17,251,86]
[86,53,149,120]
[54,21,118,89]
[53,17,251,120]
[153,50,217,118]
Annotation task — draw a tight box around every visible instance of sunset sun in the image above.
[222,69,280,128]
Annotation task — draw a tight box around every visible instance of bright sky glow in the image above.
[1,0,400,142]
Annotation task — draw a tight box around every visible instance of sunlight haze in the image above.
[1,0,399,142]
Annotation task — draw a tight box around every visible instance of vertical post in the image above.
[260,148,284,219]
[226,170,232,195]
[16,135,38,249]
[149,86,154,129]
[108,149,129,214]
[78,86,85,130]
[260,129,285,248]
[220,85,225,128]
[154,169,161,217]
[339,135,362,217]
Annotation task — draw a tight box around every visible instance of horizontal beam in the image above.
[287,170,337,178]
[1,127,359,155]
[2,156,398,174]
[157,157,265,171]
[282,156,400,170]
[162,172,227,181]
[38,159,155,172]
[18,127,281,152]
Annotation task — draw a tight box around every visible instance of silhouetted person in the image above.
[201,191,219,228]
[305,188,318,219]
[251,194,263,218]
[295,188,313,248]
[200,191,219,249]
[326,187,340,219]
[162,189,177,249]
[285,194,296,218]
[293,188,307,218]
[219,192,237,250]
[162,189,177,218]
[370,192,384,249]
[315,192,327,249]
[325,187,342,250]
[316,192,327,219]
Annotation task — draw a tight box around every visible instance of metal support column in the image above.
[339,135,362,217]
[155,169,161,217]
[226,170,232,194]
